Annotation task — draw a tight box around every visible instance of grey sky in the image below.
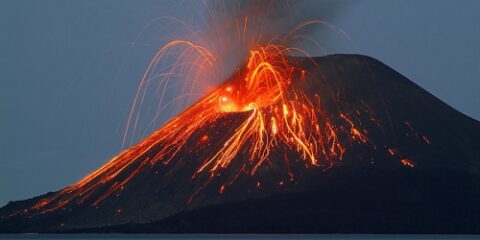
[1,0,479,206]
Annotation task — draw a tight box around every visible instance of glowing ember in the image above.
[22,41,373,214]
[11,14,430,217]
[422,136,431,144]
[401,159,416,168]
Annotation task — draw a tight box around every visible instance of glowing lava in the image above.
[15,20,430,217]
[22,42,373,215]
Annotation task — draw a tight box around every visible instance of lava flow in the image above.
[21,40,376,217]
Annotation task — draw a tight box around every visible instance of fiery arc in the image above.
[0,1,431,223]
[23,41,375,215]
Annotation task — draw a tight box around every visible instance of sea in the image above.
[0,235,479,240]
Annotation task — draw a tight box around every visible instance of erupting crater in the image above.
[2,36,478,235]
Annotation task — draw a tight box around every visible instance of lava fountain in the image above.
[25,36,376,216]
[13,1,393,215]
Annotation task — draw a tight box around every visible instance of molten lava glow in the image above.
[401,159,416,168]
[196,44,340,176]
[17,18,431,216]
[25,42,373,214]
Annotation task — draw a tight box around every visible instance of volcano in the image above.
[1,54,479,234]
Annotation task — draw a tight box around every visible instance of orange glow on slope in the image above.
[14,12,430,216]
[200,134,209,142]
[0,1,436,221]
[23,42,373,215]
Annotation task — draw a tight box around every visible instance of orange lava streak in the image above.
[26,42,371,214]
[401,159,416,168]
[193,44,368,179]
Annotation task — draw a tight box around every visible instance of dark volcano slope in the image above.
[1,54,479,233]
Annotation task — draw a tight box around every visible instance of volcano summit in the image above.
[1,53,479,234]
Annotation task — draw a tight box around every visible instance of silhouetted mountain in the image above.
[1,54,479,233]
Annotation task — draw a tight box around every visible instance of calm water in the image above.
[0,235,479,240]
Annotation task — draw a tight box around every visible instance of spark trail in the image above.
[12,11,427,217]
[24,40,373,216]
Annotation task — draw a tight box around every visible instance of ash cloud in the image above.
[200,0,357,83]
[122,0,357,145]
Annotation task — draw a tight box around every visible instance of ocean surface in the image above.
[0,235,478,240]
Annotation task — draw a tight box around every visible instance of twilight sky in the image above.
[1,0,479,206]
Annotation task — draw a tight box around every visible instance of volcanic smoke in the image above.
[4,2,480,234]
[8,0,428,219]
